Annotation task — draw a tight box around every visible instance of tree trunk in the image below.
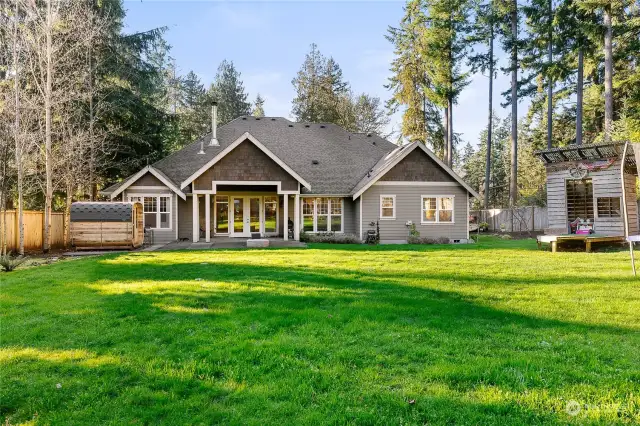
[576,47,584,145]
[447,97,453,168]
[509,1,518,207]
[13,0,24,256]
[43,0,53,253]
[444,106,449,164]
[64,183,72,248]
[603,5,613,142]
[546,0,553,149]
[484,23,494,209]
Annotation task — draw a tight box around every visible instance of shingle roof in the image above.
[102,116,474,197]
[150,116,397,195]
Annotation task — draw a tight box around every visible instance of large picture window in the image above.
[421,196,454,224]
[300,197,343,233]
[129,195,171,229]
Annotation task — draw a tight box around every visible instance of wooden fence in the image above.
[0,210,65,252]
[471,206,549,232]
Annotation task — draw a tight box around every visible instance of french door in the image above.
[229,196,278,237]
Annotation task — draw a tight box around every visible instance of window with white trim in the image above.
[380,195,396,219]
[300,197,344,233]
[128,195,171,229]
[421,196,454,223]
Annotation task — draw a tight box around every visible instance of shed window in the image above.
[597,197,621,218]
[421,196,454,224]
[566,179,593,221]
[300,198,344,233]
[128,195,171,229]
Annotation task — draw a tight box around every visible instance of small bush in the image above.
[501,234,513,240]
[0,255,28,272]
[407,236,450,245]
[303,232,361,244]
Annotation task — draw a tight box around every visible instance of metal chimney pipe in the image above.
[210,101,219,146]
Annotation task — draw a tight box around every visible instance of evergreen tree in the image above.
[422,0,471,167]
[291,43,350,123]
[386,0,445,155]
[253,93,265,117]
[338,93,390,135]
[468,0,499,207]
[178,71,209,145]
[208,60,251,125]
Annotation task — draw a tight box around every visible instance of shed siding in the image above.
[361,183,469,242]
[124,186,178,244]
[545,160,631,236]
[193,140,299,191]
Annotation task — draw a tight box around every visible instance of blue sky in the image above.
[124,0,528,146]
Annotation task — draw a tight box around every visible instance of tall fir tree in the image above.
[178,71,209,145]
[253,93,265,117]
[208,60,251,125]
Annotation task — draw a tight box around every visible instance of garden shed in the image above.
[535,142,637,251]
[70,202,144,250]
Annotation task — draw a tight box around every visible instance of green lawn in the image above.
[1,238,639,425]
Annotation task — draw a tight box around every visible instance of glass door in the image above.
[249,197,261,234]
[264,196,278,235]
[232,197,245,237]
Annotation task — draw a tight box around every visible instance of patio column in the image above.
[283,194,289,241]
[192,194,199,242]
[294,194,300,241]
[205,193,211,243]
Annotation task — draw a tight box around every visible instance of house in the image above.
[101,107,479,244]
[536,142,637,237]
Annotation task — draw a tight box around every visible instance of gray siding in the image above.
[124,186,178,244]
[361,183,469,243]
[343,197,357,235]
[178,196,192,240]
[545,159,633,236]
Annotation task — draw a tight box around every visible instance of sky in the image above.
[123,0,530,147]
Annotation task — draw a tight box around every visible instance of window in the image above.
[566,179,593,221]
[128,195,171,229]
[300,198,343,233]
[380,195,396,219]
[215,196,229,233]
[597,197,621,218]
[264,196,278,233]
[421,196,454,224]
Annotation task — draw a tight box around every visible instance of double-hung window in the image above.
[421,196,454,224]
[128,195,171,229]
[300,197,344,233]
[380,195,396,220]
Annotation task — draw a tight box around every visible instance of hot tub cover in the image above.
[70,202,135,222]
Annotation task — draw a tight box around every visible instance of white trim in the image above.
[420,195,455,225]
[209,180,300,195]
[192,194,199,242]
[283,194,289,240]
[127,194,173,231]
[352,142,480,200]
[359,196,363,241]
[205,193,211,242]
[466,192,470,240]
[113,166,186,200]
[127,186,174,191]
[374,181,461,187]
[294,193,300,241]
[180,132,311,190]
[379,194,396,220]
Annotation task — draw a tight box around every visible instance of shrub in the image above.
[407,236,450,245]
[0,255,28,272]
[501,234,513,240]
[303,232,362,244]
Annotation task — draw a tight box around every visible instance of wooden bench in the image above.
[537,234,624,253]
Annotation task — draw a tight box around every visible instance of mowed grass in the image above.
[1,238,639,425]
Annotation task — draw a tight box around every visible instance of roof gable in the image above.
[380,149,457,183]
[352,142,480,199]
[180,132,311,190]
